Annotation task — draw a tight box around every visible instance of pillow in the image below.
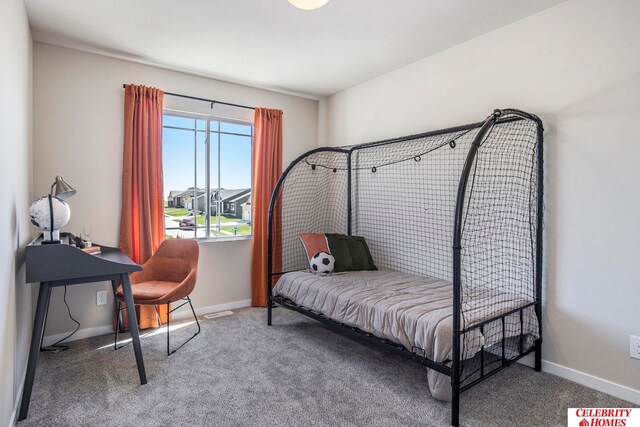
[325,234,377,272]
[299,233,330,261]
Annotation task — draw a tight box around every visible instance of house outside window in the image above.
[162,111,253,239]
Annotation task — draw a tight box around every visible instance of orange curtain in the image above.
[119,84,168,328]
[251,108,283,306]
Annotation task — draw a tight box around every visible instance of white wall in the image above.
[0,0,33,424]
[320,0,640,400]
[33,43,318,340]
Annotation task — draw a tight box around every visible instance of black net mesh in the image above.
[269,110,541,388]
[271,150,349,274]
[351,128,476,280]
[457,113,540,385]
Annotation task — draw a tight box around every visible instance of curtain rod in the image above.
[122,84,255,111]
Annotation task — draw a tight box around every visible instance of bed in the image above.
[266,108,544,426]
[274,269,539,400]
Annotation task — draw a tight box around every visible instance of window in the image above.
[162,111,253,239]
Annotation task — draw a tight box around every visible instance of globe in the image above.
[29,195,71,232]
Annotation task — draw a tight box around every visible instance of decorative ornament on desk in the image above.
[29,176,76,244]
[29,196,70,239]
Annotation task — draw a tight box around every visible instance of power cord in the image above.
[40,286,80,353]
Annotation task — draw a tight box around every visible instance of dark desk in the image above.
[18,235,147,421]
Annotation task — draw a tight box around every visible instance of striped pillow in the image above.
[299,233,330,261]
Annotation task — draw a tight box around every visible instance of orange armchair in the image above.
[115,238,200,355]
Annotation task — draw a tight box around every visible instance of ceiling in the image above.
[24,0,565,99]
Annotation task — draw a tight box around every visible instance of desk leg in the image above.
[120,273,147,384]
[18,281,52,421]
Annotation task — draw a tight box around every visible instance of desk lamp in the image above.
[29,176,76,244]
[51,175,76,200]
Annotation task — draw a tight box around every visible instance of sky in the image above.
[162,114,252,198]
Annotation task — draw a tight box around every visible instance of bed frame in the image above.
[266,109,544,426]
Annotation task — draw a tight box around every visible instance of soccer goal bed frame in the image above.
[266,108,544,426]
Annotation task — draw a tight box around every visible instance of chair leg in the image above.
[115,302,163,351]
[114,300,121,350]
[189,296,201,335]
[112,281,125,350]
[114,297,200,355]
[166,296,201,355]
[114,300,129,350]
[166,303,170,356]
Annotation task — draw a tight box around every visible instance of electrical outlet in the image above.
[631,335,640,360]
[96,290,108,306]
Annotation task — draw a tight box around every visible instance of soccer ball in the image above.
[310,252,335,275]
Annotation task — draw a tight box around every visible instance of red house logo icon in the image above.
[579,419,589,426]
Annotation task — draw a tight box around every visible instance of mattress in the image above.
[273,269,539,400]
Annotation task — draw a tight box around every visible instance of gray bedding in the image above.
[273,269,539,401]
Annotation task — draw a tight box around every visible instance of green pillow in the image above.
[325,234,377,272]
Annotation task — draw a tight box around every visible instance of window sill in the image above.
[195,235,253,244]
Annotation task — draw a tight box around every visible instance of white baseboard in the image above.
[171,299,252,321]
[518,355,640,405]
[40,299,253,347]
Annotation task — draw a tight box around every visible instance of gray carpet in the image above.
[18,308,630,427]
